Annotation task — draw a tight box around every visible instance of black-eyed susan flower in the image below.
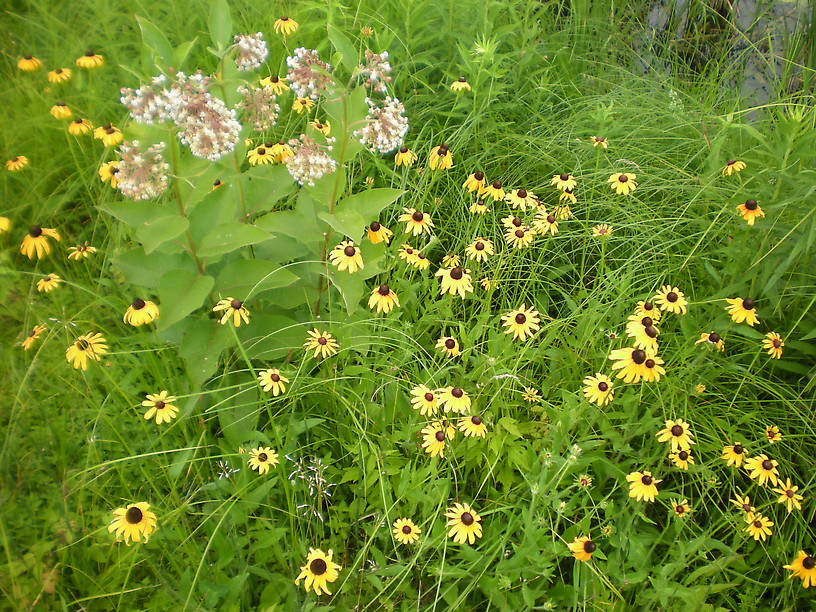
[76,50,104,68]
[582,374,614,406]
[731,494,755,514]
[93,123,122,147]
[504,226,535,249]
[213,297,250,327]
[123,298,160,326]
[66,332,107,370]
[428,144,452,170]
[568,536,597,562]
[47,67,72,83]
[673,499,691,517]
[7,156,29,172]
[409,250,430,271]
[762,332,784,359]
[410,384,438,416]
[304,329,339,359]
[394,145,417,167]
[550,173,576,191]
[554,204,574,220]
[392,518,421,545]
[480,277,492,291]
[421,420,455,457]
[309,120,331,137]
[641,354,666,382]
[458,414,487,438]
[784,552,816,588]
[469,200,488,214]
[442,253,461,267]
[669,449,694,470]
[68,117,93,135]
[0,216,9,234]
[501,214,524,230]
[292,97,314,114]
[329,240,364,273]
[501,304,540,341]
[578,474,593,488]
[736,199,765,226]
[744,454,779,487]
[20,225,60,259]
[438,386,471,415]
[260,74,288,94]
[592,224,613,238]
[609,347,648,383]
[398,244,419,266]
[270,141,294,163]
[608,172,637,195]
[295,548,341,595]
[36,273,61,293]
[398,208,434,236]
[772,478,803,513]
[505,188,538,211]
[99,160,119,187]
[451,77,471,92]
[722,159,746,176]
[21,324,47,351]
[722,443,746,467]
[765,425,782,443]
[436,336,460,357]
[445,503,482,545]
[462,171,486,193]
[273,16,299,36]
[522,387,541,403]
[366,221,392,244]
[108,502,157,545]
[654,285,687,315]
[465,237,494,263]
[17,55,42,71]
[247,143,275,165]
[591,136,608,148]
[695,331,724,352]
[725,297,759,326]
[626,315,660,352]
[368,284,400,313]
[626,470,661,502]
[248,446,279,474]
[142,390,178,424]
[50,101,72,119]
[258,368,289,395]
[745,512,773,541]
[435,267,473,299]
[481,180,505,202]
[634,300,661,322]
[532,210,559,236]
[656,419,695,452]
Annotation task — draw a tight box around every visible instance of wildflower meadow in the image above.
[2,0,816,609]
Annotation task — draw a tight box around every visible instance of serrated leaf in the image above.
[135,215,190,254]
[157,269,214,329]
[208,0,232,50]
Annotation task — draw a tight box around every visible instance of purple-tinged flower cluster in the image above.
[285,134,337,187]
[359,50,392,94]
[353,97,408,154]
[285,48,333,100]
[236,85,280,131]
[233,32,268,71]
[115,140,169,201]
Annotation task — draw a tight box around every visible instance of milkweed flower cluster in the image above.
[285,134,337,186]
[359,50,392,93]
[114,141,169,200]
[233,32,268,71]
[236,85,280,131]
[354,96,408,154]
[286,48,333,99]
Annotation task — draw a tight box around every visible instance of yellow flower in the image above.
[421,420,455,457]
[625,314,660,352]
[465,237,494,262]
[304,329,339,359]
[0,217,10,234]
[361,26,375,37]
[765,425,782,443]
[50,102,72,119]
[48,67,72,83]
[504,226,535,249]
[435,267,473,299]
[329,240,364,273]
[762,332,784,359]
[772,478,803,513]
[725,297,759,326]
[568,536,597,562]
[212,297,250,327]
[591,136,608,148]
[668,449,694,470]
[17,55,42,71]
[76,50,104,68]
[394,146,418,167]
[577,474,592,488]
[295,548,342,595]
[442,253,461,267]
[656,419,695,452]
[393,518,421,545]
[654,285,688,315]
[248,447,279,474]
[21,324,47,351]
[558,189,577,205]
[270,141,294,163]
[93,123,123,147]
[438,386,471,415]
[744,454,779,487]
[451,77,471,92]
[292,97,314,114]
[501,304,540,341]
[505,188,538,211]
[247,143,275,165]
[123,298,160,326]
[469,200,488,215]
[65,332,108,370]
[582,374,614,406]
[634,300,661,322]
[522,387,541,403]
[410,384,438,416]
[480,180,505,202]
[722,159,746,176]
[695,331,724,352]
[745,512,773,541]
[142,390,178,424]
[20,225,60,259]
[7,156,29,172]
[592,224,613,238]
[68,118,93,135]
[550,173,576,191]
[260,74,288,95]
[309,120,331,137]
[730,494,755,514]
[258,368,289,396]
[608,172,637,195]
[428,144,453,170]
[445,502,483,544]
[736,199,765,225]
[721,443,746,467]
[462,171,486,193]
[436,336,460,357]
[784,551,816,588]
[398,207,434,236]
[609,347,649,383]
[36,273,62,293]
[368,284,400,313]
[673,499,691,517]
[458,414,487,438]
[626,470,661,502]
[107,502,157,545]
[532,210,559,236]
[273,16,299,36]
[99,161,120,187]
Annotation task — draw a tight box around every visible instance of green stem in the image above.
[168,131,206,276]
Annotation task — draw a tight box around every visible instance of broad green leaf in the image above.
[136,16,173,70]
[99,201,169,228]
[197,222,271,258]
[110,248,195,290]
[255,191,322,250]
[241,165,297,214]
[157,269,214,329]
[178,319,231,386]
[324,188,404,239]
[188,186,235,245]
[214,259,298,297]
[327,23,358,73]
[328,268,365,314]
[135,215,190,254]
[173,38,197,69]
[242,314,304,360]
[208,0,232,50]
[324,86,369,161]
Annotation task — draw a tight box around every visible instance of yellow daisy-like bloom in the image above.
[142,390,178,424]
[445,502,483,545]
[469,200,488,215]
[108,502,157,545]
[578,474,593,488]
[68,117,93,135]
[765,425,782,443]
[76,50,104,68]
[668,449,694,470]
[123,298,160,326]
[608,172,637,195]
[93,124,123,147]
[554,204,574,220]
[435,267,473,299]
[428,144,453,170]
[295,548,342,596]
[772,478,803,513]
[304,329,339,359]
[410,384,438,416]
[451,77,471,92]
[368,284,400,313]
[436,336,460,357]
[731,494,755,514]
[48,67,72,83]
[558,189,577,207]
[722,442,747,467]
[273,16,299,36]
[247,143,275,165]
[745,512,773,541]
[725,297,759,326]
[625,314,660,352]
[736,199,765,226]
[462,171,486,193]
[656,419,695,452]
[504,226,535,249]
[99,160,120,187]
[654,285,688,315]
[641,354,666,382]
[744,453,780,487]
[626,470,661,502]
[609,347,648,383]
[438,386,471,415]
[480,181,505,203]
[465,237,494,263]
[329,240,364,273]
[361,26,374,36]
[568,536,597,562]
[442,253,461,267]
[722,159,746,176]
[634,300,661,322]
[784,551,816,588]
[762,332,784,359]
[591,136,608,148]
[21,324,47,351]
[21,225,60,259]
[0,216,10,233]
[248,446,279,475]
[582,374,614,406]
[292,97,314,114]
[421,420,455,457]
[36,274,62,293]
[65,332,108,370]
[260,74,288,95]
[695,331,724,352]
[550,173,576,191]
[532,210,559,236]
[50,102,72,119]
[67,242,97,261]
[501,304,541,341]
[396,244,430,270]
[394,145,417,167]
[480,277,492,290]
[269,141,294,163]
[673,499,691,517]
[309,120,331,137]
[17,55,42,71]
[458,414,487,438]
[502,214,524,230]
[393,518,421,545]
[213,297,250,327]
[258,368,289,396]
[366,221,394,244]
[505,188,538,211]
[398,208,434,236]
[592,224,613,238]
[7,156,29,172]
[522,387,541,403]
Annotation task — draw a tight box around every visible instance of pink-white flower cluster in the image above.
[285,135,337,187]
[285,48,333,100]
[115,140,169,201]
[353,97,408,154]
[233,32,268,71]
[359,50,392,94]
[236,85,279,131]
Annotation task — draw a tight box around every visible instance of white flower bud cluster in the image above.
[284,134,338,187]
[233,32,268,71]
[115,140,169,201]
[236,85,280,131]
[120,75,170,124]
[285,48,333,100]
[353,96,408,154]
[359,50,392,94]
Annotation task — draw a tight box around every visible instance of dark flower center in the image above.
[102,122,111,129]
[125,506,144,524]
[742,298,755,310]
[491,180,502,189]
[451,388,463,398]
[461,512,474,526]
[512,217,522,227]
[370,221,381,231]
[515,313,526,324]
[678,450,689,460]
[547,215,555,224]
[517,189,527,198]
[761,459,773,470]
[317,337,327,345]
[213,179,221,186]
[132,298,146,310]
[641,475,653,485]
[399,145,408,153]
[671,425,683,437]
[583,540,596,553]
[645,326,658,338]
[666,291,678,302]
[471,171,484,181]
[29,226,43,237]
[402,524,413,534]
[803,557,816,570]
[618,174,628,182]
[265,141,274,148]
[772,339,781,348]
[458,77,466,82]
[475,201,484,208]
[644,359,655,368]
[257,147,266,155]
[270,373,281,382]
[445,339,455,349]
[675,505,685,514]
[29,329,37,337]
[559,173,569,181]
[424,392,434,402]
[112,167,119,174]
[417,253,426,260]
[641,317,652,327]
[280,16,290,21]
[471,416,482,425]
[632,349,646,364]
[733,444,743,454]
[786,489,794,498]
[55,68,63,74]
[309,558,327,575]
[727,159,735,165]
[643,301,653,310]
[475,241,484,250]
[24,54,32,60]
[105,127,116,134]
[85,50,95,56]
[271,76,280,82]
[378,285,390,296]
[258,452,268,461]
[56,101,66,106]
[77,339,90,350]
[343,245,356,257]
[450,267,464,280]
[514,229,525,238]
[753,520,762,528]
[405,248,413,254]
[709,332,720,343]
[744,199,758,211]
[412,211,424,222]
[435,430,446,442]
[742,503,751,512]
[437,148,447,157]
[74,118,83,123]
[598,381,608,391]
[230,299,243,310]
[155,401,165,409]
